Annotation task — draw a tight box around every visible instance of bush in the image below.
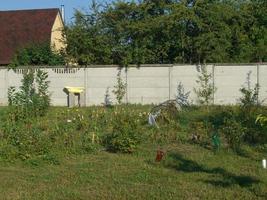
[8,69,50,119]
[221,119,246,151]
[176,82,190,107]
[239,71,260,108]
[0,119,53,160]
[206,105,267,145]
[207,106,237,129]
[194,65,216,105]
[9,43,65,68]
[104,110,140,153]
[112,69,127,104]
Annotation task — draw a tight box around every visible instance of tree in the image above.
[65,1,113,65]
[64,0,267,65]
[9,43,65,68]
[194,65,216,105]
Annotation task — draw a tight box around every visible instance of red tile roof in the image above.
[0,8,60,65]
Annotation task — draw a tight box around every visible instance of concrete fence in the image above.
[0,64,266,106]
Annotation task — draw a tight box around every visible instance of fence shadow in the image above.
[165,152,260,188]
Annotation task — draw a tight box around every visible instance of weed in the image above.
[112,69,127,104]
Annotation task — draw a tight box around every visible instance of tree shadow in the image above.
[165,152,260,188]
[234,148,263,162]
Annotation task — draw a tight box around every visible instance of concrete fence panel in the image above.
[0,64,266,106]
[47,68,85,106]
[0,69,7,105]
[214,65,258,104]
[127,66,169,104]
[259,65,267,104]
[171,65,202,104]
[86,67,125,105]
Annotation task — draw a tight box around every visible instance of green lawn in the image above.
[0,143,266,200]
[0,105,266,199]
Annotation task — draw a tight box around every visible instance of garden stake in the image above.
[212,132,220,151]
[92,133,95,144]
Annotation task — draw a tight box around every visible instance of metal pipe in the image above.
[61,5,65,23]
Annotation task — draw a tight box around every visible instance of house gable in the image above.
[51,12,65,52]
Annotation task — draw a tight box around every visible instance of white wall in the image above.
[259,65,267,103]
[214,65,258,104]
[0,69,7,105]
[47,68,85,105]
[127,66,169,104]
[0,64,266,106]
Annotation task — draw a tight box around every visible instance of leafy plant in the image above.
[194,65,216,105]
[104,110,140,153]
[176,82,190,107]
[256,114,267,127]
[239,71,260,108]
[221,119,246,151]
[35,69,51,115]
[7,87,16,106]
[7,69,51,118]
[9,43,65,68]
[112,69,127,104]
[236,71,265,144]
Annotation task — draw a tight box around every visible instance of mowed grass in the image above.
[0,142,266,200]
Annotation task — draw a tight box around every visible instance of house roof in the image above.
[0,8,60,65]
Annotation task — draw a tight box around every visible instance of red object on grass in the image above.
[155,150,165,162]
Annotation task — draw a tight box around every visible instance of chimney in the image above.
[61,5,65,23]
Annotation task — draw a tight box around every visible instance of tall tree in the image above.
[65,0,267,65]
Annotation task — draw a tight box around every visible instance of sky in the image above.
[0,0,112,24]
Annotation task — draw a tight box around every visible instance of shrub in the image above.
[1,119,53,160]
[194,65,216,105]
[112,69,127,104]
[9,43,65,68]
[176,82,190,107]
[221,119,246,151]
[7,69,51,119]
[239,71,260,108]
[2,69,52,161]
[104,110,140,153]
[238,106,267,144]
[207,106,237,129]
[236,71,266,144]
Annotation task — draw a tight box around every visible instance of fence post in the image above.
[257,64,260,104]
[84,67,88,106]
[212,64,215,104]
[125,67,129,104]
[168,65,172,100]
[5,68,8,105]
